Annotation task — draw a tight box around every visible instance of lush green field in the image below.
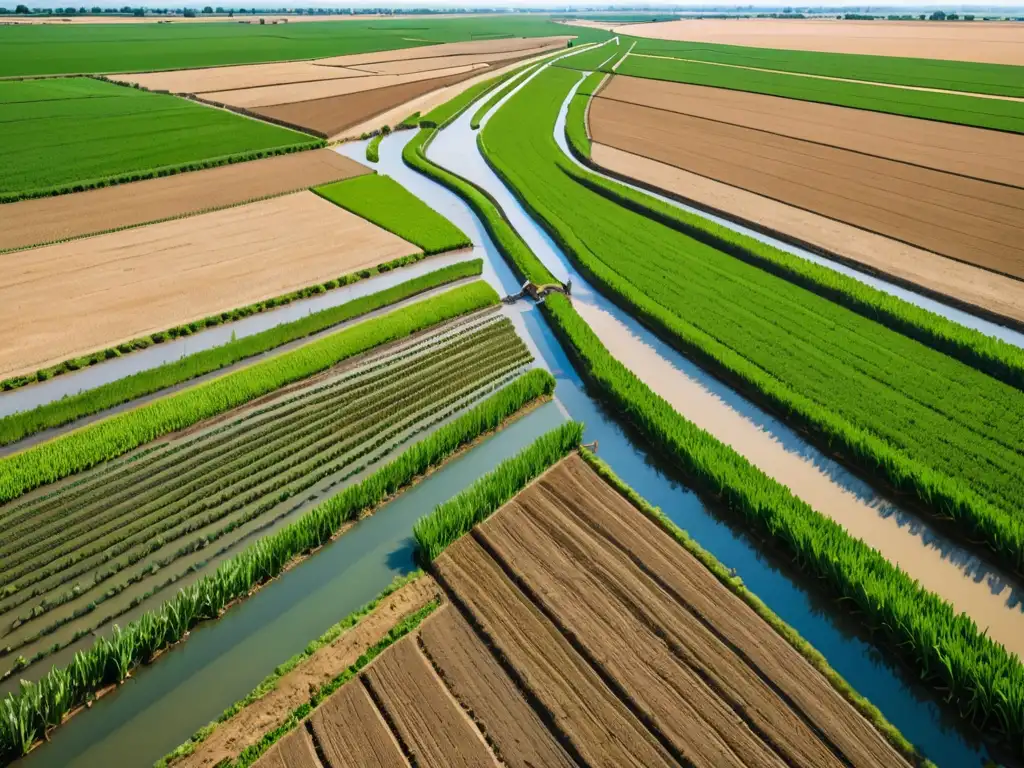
[614,53,1024,133]
[315,173,471,254]
[0,77,318,201]
[0,17,609,76]
[482,66,1024,572]
[630,36,1024,98]
[0,261,483,448]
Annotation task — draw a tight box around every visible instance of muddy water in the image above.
[353,125,991,762]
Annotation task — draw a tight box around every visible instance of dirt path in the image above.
[590,143,1024,326]
[617,18,1024,66]
[309,678,409,768]
[175,576,438,768]
[599,75,1024,186]
[0,149,368,253]
[590,96,1024,278]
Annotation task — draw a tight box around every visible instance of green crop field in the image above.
[315,173,471,254]
[0,17,609,77]
[630,36,1024,98]
[0,77,319,201]
[481,66,1024,572]
[0,311,530,681]
[614,53,1024,133]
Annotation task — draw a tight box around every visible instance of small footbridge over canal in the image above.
[503,279,572,304]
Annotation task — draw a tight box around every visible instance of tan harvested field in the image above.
[254,71,479,138]
[0,149,368,253]
[591,142,1024,336]
[349,48,547,76]
[204,63,487,108]
[620,18,1024,65]
[111,61,369,94]
[600,75,1024,187]
[250,455,907,768]
[590,95,1024,278]
[178,577,437,768]
[0,191,419,379]
[315,36,569,67]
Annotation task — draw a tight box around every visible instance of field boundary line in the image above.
[611,40,635,71]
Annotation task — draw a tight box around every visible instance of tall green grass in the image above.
[413,420,583,561]
[0,261,483,448]
[0,368,553,762]
[0,281,498,506]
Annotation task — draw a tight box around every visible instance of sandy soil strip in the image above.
[618,18,1024,66]
[109,61,368,94]
[256,71,479,139]
[315,36,569,68]
[599,75,1024,187]
[435,536,677,768]
[590,143,1024,325]
[255,728,321,768]
[0,149,368,253]
[178,577,438,768]
[418,606,578,768]
[362,633,500,767]
[205,63,488,108]
[590,97,1024,278]
[0,191,419,380]
[353,46,561,76]
[572,298,1024,660]
[483,456,905,767]
[309,680,409,768]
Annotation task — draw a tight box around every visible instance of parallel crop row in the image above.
[482,66,1024,574]
[0,281,499,506]
[0,367,555,761]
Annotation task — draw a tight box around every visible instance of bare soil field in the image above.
[315,36,568,67]
[0,191,418,379]
[257,729,319,768]
[590,96,1024,278]
[0,149,367,253]
[600,75,1024,187]
[250,454,907,768]
[349,47,554,76]
[309,682,409,768]
[620,18,1024,65]
[111,62,369,95]
[590,143,1024,327]
[177,577,437,768]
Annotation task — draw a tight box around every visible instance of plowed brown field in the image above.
[314,36,569,67]
[590,95,1024,278]
[0,191,418,379]
[599,75,1024,187]
[110,61,367,94]
[257,728,320,768]
[0,149,367,253]
[250,455,908,768]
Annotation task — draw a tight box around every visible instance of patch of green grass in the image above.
[631,36,1024,98]
[315,173,470,254]
[0,78,318,201]
[615,54,1024,133]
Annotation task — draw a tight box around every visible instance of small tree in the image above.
[202,5,212,12]
[15,3,29,12]
[929,10,946,20]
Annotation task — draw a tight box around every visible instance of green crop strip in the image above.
[615,54,1024,134]
[404,86,1024,755]
[629,36,1024,99]
[0,281,498,506]
[364,127,388,163]
[564,70,604,158]
[482,65,1024,574]
[413,421,583,561]
[314,173,470,255]
[0,261,482,448]
[0,78,321,201]
[0,368,553,761]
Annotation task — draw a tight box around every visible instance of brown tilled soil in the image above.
[591,143,1024,326]
[590,96,1024,278]
[353,46,557,76]
[362,633,500,767]
[177,577,437,768]
[599,75,1024,187]
[622,18,1024,65]
[314,36,568,67]
[309,682,409,768]
[417,606,578,768]
[0,190,418,379]
[255,728,320,768]
[0,149,368,253]
[254,70,482,138]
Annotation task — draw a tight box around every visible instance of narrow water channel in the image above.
[342,122,993,764]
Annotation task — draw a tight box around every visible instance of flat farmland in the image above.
[0,77,318,201]
[589,94,1024,277]
[109,60,371,94]
[0,191,419,380]
[252,454,909,768]
[0,148,367,252]
[0,313,531,679]
[598,75,1024,187]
